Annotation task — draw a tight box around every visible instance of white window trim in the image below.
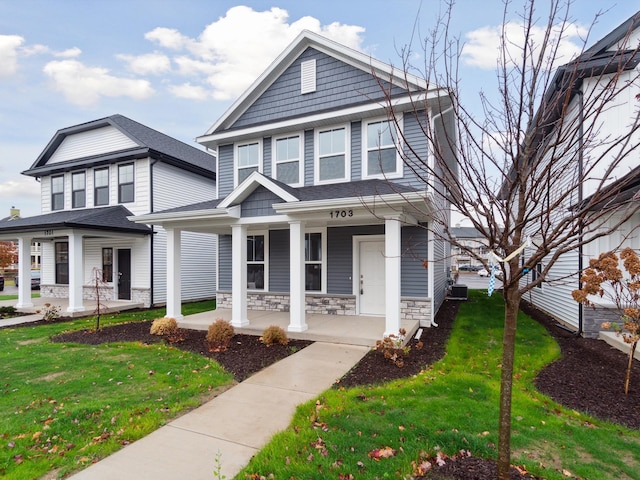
[305,227,327,293]
[71,170,86,209]
[234,140,263,187]
[314,124,351,185]
[272,132,304,187]
[247,231,268,291]
[362,115,403,180]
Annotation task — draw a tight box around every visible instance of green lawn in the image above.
[236,291,640,479]
[0,300,231,480]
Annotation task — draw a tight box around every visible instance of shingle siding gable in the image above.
[231,48,406,129]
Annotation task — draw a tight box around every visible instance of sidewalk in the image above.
[68,341,369,480]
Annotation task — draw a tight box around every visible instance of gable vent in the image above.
[301,59,316,94]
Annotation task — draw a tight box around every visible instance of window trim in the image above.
[532,263,543,289]
[51,175,65,211]
[117,163,135,204]
[234,140,263,187]
[362,116,403,179]
[102,247,113,283]
[272,133,304,187]
[304,228,327,293]
[94,167,110,206]
[314,124,350,185]
[246,231,268,291]
[71,171,86,209]
[55,241,69,285]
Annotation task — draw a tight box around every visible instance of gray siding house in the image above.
[0,115,217,313]
[135,31,455,334]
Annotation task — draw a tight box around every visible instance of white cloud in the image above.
[43,59,155,106]
[54,47,82,58]
[117,52,171,75]
[0,176,39,199]
[0,35,24,77]
[462,21,587,70]
[168,82,210,100]
[145,6,365,100]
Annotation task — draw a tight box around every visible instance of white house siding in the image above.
[48,126,138,164]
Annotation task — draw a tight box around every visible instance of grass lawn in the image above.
[0,293,40,301]
[236,291,640,479]
[0,300,232,480]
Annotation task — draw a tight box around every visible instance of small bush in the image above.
[0,306,17,318]
[37,303,60,322]
[206,319,235,352]
[374,328,410,367]
[150,317,178,336]
[261,325,289,346]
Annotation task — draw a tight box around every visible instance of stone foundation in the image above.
[39,284,150,308]
[401,297,433,326]
[583,306,625,339]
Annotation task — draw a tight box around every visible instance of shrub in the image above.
[206,319,235,352]
[37,303,60,322]
[0,306,17,318]
[374,328,410,367]
[261,325,289,346]
[150,317,178,336]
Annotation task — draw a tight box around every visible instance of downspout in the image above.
[576,87,584,336]
[149,159,158,306]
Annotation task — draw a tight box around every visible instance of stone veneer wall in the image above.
[582,306,625,339]
[401,297,433,326]
[39,284,151,308]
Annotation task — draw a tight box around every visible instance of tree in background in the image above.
[380,2,640,478]
[0,241,17,270]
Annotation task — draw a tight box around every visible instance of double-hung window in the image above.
[94,167,109,206]
[247,234,266,290]
[316,126,349,183]
[273,134,303,186]
[72,172,86,208]
[102,248,113,282]
[118,163,134,203]
[364,118,401,178]
[51,175,64,211]
[236,141,261,185]
[305,232,324,291]
[55,242,69,284]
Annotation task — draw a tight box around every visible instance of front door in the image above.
[117,249,131,300]
[359,240,386,315]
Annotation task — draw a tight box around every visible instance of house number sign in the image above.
[329,209,354,219]
[44,229,54,236]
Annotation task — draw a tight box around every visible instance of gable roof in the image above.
[0,206,152,235]
[23,114,216,180]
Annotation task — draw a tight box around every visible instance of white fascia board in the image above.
[129,206,239,225]
[274,191,429,214]
[217,171,299,209]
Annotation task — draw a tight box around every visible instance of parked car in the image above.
[458,264,475,271]
[0,272,4,291]
[477,268,489,277]
[15,270,40,289]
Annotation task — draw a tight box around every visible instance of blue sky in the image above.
[0,0,637,218]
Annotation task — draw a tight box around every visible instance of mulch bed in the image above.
[26,297,640,479]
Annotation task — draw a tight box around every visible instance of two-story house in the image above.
[135,30,456,335]
[0,114,217,313]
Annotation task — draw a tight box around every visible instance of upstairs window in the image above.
[274,134,303,186]
[364,118,401,178]
[51,175,64,211]
[118,163,134,203]
[72,172,86,208]
[247,234,266,290]
[236,141,261,185]
[315,126,349,184]
[94,167,109,206]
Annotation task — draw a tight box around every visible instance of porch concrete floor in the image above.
[5,295,145,317]
[179,308,421,347]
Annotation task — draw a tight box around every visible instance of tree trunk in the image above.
[497,284,521,480]
[625,340,638,395]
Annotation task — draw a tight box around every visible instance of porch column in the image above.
[385,216,402,335]
[166,227,183,320]
[288,220,307,332]
[231,224,249,327]
[15,236,33,309]
[67,233,85,313]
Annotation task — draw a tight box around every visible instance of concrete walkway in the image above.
[68,341,369,480]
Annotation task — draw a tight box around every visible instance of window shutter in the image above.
[301,59,316,94]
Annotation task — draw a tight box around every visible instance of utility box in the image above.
[450,284,468,300]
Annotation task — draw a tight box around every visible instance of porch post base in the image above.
[231,318,249,328]
[287,323,308,333]
[15,302,34,309]
[66,306,86,313]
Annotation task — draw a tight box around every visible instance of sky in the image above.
[1,0,638,220]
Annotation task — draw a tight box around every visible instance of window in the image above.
[305,232,322,291]
[532,263,543,288]
[273,135,302,186]
[72,172,86,208]
[316,126,349,183]
[118,163,134,203]
[364,118,400,178]
[55,242,69,285]
[236,141,261,185]
[247,235,265,290]
[51,175,64,211]
[102,248,113,282]
[94,168,109,206]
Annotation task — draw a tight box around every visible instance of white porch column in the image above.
[231,224,249,327]
[67,233,85,313]
[385,216,402,335]
[15,236,33,309]
[288,220,307,332]
[166,227,183,320]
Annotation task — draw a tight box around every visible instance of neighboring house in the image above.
[521,12,640,338]
[134,30,456,335]
[0,115,217,313]
[0,209,41,269]
[450,226,489,269]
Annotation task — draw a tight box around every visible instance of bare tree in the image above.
[380,2,640,478]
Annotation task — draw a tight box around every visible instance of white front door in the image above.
[359,240,386,315]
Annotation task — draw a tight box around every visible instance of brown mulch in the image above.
[36,297,639,479]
